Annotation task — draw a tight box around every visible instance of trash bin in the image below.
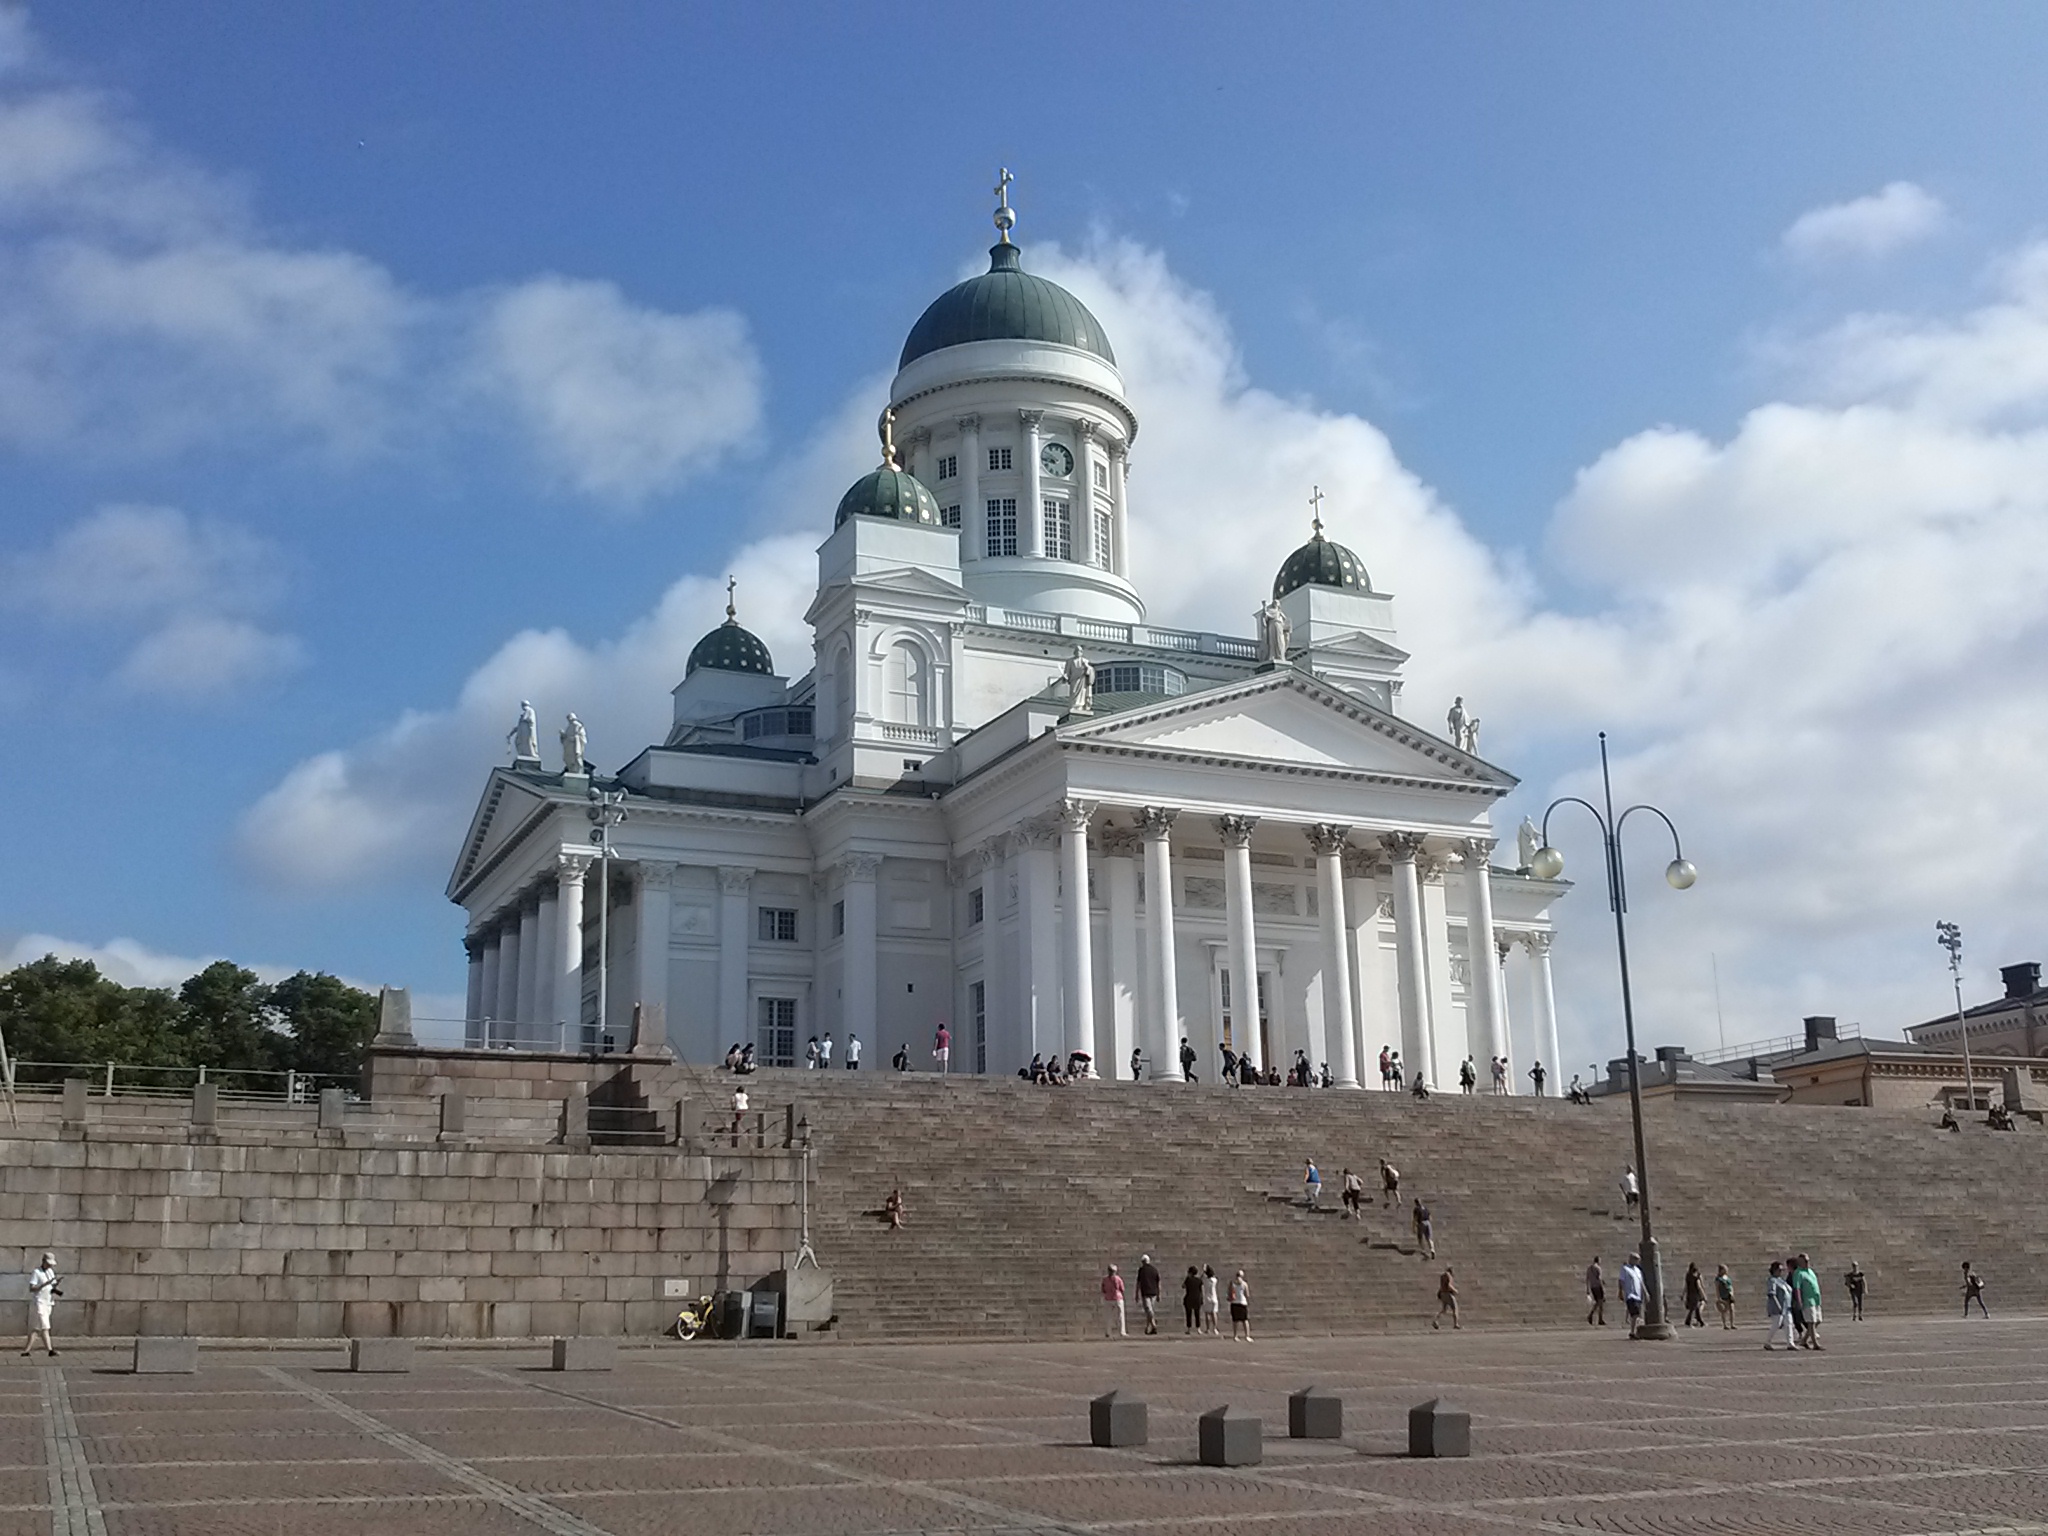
[716,1290,747,1340]
[748,1290,782,1339]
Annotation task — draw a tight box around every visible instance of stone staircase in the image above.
[620,1063,2047,1338]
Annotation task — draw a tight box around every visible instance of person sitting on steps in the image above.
[883,1188,905,1229]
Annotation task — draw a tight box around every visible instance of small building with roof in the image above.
[443,177,1569,1091]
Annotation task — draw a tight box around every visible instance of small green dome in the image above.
[899,243,1115,369]
[686,619,774,678]
[834,465,943,529]
[1273,533,1372,599]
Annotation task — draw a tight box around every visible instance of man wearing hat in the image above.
[23,1253,59,1358]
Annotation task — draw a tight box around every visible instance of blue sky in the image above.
[7,4,2048,1061]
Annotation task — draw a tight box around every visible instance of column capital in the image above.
[1074,418,1098,442]
[635,860,679,893]
[1107,435,1129,462]
[1497,935,1515,962]
[464,931,486,958]
[1054,797,1097,834]
[1215,813,1259,849]
[1380,830,1428,863]
[1018,408,1045,428]
[1305,822,1352,858]
[1461,835,1498,866]
[1138,806,1179,840]
[955,412,982,433]
[1521,929,1554,958]
[840,851,883,883]
[717,865,756,896]
[557,851,593,880]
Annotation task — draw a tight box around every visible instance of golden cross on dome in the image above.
[725,574,737,622]
[880,406,899,469]
[1308,484,1326,536]
[993,166,1016,244]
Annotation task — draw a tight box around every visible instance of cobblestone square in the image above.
[7,1318,2048,1534]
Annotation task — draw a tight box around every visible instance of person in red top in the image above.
[1100,1264,1126,1337]
[933,1025,951,1074]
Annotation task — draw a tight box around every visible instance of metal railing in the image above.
[5,1060,358,1102]
[415,1018,619,1056]
[1693,1023,1862,1066]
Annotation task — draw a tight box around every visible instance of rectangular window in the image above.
[936,453,957,481]
[1094,460,1109,490]
[786,707,813,735]
[969,887,984,925]
[756,907,797,943]
[757,997,796,1068]
[985,497,1018,557]
[1042,497,1072,560]
[941,503,961,529]
[1092,508,1113,569]
[988,446,1012,472]
[971,981,987,1074]
[833,900,845,938]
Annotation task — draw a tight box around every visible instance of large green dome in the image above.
[834,465,943,528]
[1273,532,1372,599]
[686,619,774,678]
[899,243,1115,369]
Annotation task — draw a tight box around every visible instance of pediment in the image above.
[1062,669,1512,789]
[447,771,556,898]
[805,564,968,625]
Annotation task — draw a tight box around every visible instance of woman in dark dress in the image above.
[1682,1262,1707,1328]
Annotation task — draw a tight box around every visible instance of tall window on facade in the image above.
[833,900,845,937]
[1042,498,1072,560]
[970,980,987,1074]
[1094,459,1109,490]
[830,646,851,741]
[756,907,797,943]
[1092,508,1113,569]
[988,446,1012,471]
[884,641,927,725]
[985,497,1018,556]
[941,503,961,529]
[757,997,796,1067]
[969,887,984,925]
[936,454,957,480]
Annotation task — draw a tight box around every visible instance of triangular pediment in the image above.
[804,564,968,625]
[447,771,556,898]
[1062,669,1512,790]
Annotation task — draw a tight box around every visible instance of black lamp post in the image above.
[1530,732,1696,1341]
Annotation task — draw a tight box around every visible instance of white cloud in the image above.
[1781,181,1947,263]
[1,503,301,698]
[471,277,763,502]
[5,932,298,990]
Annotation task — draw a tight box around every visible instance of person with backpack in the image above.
[1962,1261,1989,1318]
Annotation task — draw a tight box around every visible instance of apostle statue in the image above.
[561,712,588,775]
[507,700,540,763]
[1061,645,1095,713]
[1256,598,1292,664]
[1517,816,1541,873]
[1446,696,1480,754]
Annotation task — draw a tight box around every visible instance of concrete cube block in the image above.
[1198,1405,1262,1466]
[551,1336,615,1372]
[1289,1386,1342,1439]
[349,1337,413,1373]
[1090,1390,1147,1448]
[133,1337,198,1374]
[1408,1398,1470,1458]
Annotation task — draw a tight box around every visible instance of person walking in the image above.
[1792,1255,1823,1350]
[1432,1265,1461,1330]
[1528,1060,1547,1096]
[892,1042,910,1072]
[22,1253,58,1358]
[1303,1159,1322,1209]
[805,1035,822,1069]
[1764,1261,1796,1350]
[1843,1261,1866,1321]
[1459,1057,1476,1094]
[1341,1167,1364,1220]
[730,1085,749,1143]
[1101,1264,1127,1338]
[1586,1255,1607,1326]
[1378,1045,1393,1090]
[1229,1270,1253,1342]
[1412,1197,1435,1259]
[1136,1255,1161,1335]
[1179,1037,1198,1082]
[1129,1046,1144,1082]
[1380,1159,1400,1207]
[1182,1266,1203,1334]
[1714,1264,1737,1329]
[1617,1253,1646,1339]
[932,1024,951,1074]
[846,1033,862,1070]
[1201,1265,1221,1335]
[1620,1166,1639,1216]
[1682,1262,1707,1328]
[1962,1261,1989,1318]
[1785,1254,1812,1348]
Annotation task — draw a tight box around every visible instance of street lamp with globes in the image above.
[1529,731,1696,1341]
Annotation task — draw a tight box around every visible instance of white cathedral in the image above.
[448,181,1567,1091]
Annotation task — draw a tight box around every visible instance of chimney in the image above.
[1803,1016,1837,1052]
[2001,962,2042,1001]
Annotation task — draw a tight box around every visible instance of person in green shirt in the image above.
[1713,1264,1737,1329]
[1792,1254,1824,1350]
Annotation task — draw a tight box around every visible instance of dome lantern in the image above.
[685,576,775,678]
[1272,485,1373,599]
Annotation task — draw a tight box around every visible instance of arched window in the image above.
[830,646,852,740]
[884,641,926,725]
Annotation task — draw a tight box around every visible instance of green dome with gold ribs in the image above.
[834,465,943,528]
[1273,530,1372,599]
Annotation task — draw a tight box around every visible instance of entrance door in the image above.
[756,997,796,1067]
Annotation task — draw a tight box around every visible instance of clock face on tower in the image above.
[1040,442,1074,477]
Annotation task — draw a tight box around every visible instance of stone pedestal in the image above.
[1289,1386,1342,1439]
[349,1337,413,1373]
[1090,1390,1147,1448]
[551,1336,614,1372]
[1408,1397,1470,1457]
[133,1337,198,1374]
[775,1266,835,1332]
[1199,1404,1261,1466]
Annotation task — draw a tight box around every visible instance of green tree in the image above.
[266,971,378,1079]
[0,956,186,1078]
[178,961,285,1074]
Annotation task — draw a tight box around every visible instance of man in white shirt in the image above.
[1617,1254,1647,1339]
[23,1253,58,1358]
[819,1033,834,1068]
[846,1034,862,1070]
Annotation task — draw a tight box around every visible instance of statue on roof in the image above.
[561,712,587,775]
[1061,645,1095,714]
[507,700,540,764]
[1256,597,1293,665]
[1517,816,1541,873]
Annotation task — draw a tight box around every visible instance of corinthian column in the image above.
[1102,827,1141,1075]
[1218,814,1261,1073]
[959,414,983,560]
[1462,837,1507,1076]
[1308,825,1360,1088]
[1020,410,1045,557]
[1056,799,1097,1063]
[464,933,485,1046]
[556,854,590,1043]
[1525,930,1561,1093]
[1381,832,1432,1088]
[1139,807,1181,1083]
[632,863,676,1057]
[841,853,882,1050]
[718,866,755,1056]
